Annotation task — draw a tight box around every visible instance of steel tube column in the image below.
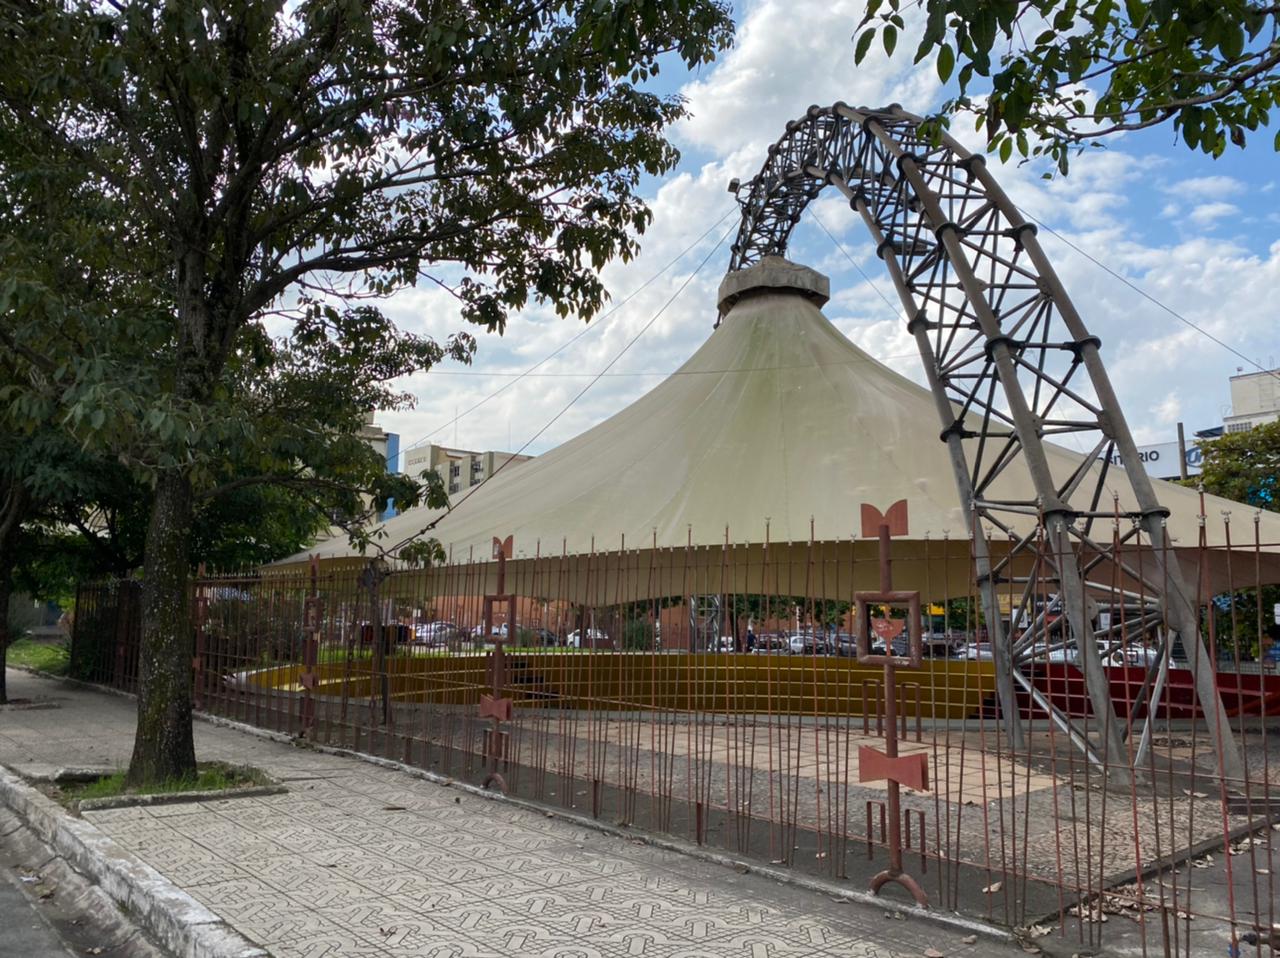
[827,168,1026,753]
[954,148,1245,785]
[863,124,1130,781]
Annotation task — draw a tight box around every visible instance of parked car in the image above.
[470,622,510,640]
[922,632,965,658]
[788,631,830,655]
[517,627,560,647]
[960,641,995,661]
[413,621,457,645]
[870,635,912,657]
[566,628,609,649]
[751,633,791,654]
[830,632,857,657]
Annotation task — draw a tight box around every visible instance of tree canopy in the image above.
[0,0,734,783]
[854,0,1280,171]
[1194,419,1280,657]
[1198,419,1280,511]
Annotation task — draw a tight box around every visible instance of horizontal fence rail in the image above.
[70,518,1280,955]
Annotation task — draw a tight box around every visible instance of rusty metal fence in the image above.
[70,518,1280,956]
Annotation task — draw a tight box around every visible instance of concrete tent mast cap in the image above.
[716,256,830,313]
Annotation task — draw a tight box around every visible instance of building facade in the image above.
[1224,367,1280,433]
[403,443,533,496]
[359,413,400,521]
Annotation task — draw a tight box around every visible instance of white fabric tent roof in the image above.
[289,260,1280,569]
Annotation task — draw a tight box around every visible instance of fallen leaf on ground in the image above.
[924,949,945,957]
[962,935,977,944]
[381,805,406,811]
[982,881,1002,894]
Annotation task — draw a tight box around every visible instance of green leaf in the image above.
[1220,23,1244,61]
[854,28,875,64]
[882,24,898,57]
[937,43,955,83]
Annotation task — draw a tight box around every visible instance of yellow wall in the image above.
[251,652,996,720]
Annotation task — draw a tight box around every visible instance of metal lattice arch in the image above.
[727,102,1243,785]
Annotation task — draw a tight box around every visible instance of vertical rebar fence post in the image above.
[481,535,516,792]
[192,564,208,711]
[854,500,929,907]
[299,555,322,736]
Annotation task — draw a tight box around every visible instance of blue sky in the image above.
[375,0,1280,464]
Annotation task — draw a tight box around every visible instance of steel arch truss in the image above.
[727,103,1242,784]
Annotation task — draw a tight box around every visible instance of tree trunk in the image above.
[0,572,10,705]
[127,470,198,786]
[0,477,28,707]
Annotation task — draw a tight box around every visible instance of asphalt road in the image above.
[0,806,167,958]
[0,849,76,958]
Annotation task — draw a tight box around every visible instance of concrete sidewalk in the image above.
[1,670,1010,958]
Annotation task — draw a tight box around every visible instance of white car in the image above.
[470,622,510,639]
[566,628,608,648]
[414,621,457,644]
[960,641,995,661]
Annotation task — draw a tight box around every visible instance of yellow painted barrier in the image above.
[246,652,997,720]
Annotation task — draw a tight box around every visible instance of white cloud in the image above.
[1187,201,1240,226]
[1162,175,1245,197]
[373,0,1280,477]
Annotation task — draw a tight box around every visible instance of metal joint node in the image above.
[875,237,898,260]
[956,154,986,180]
[1066,335,1102,359]
[1041,506,1079,526]
[895,152,923,176]
[1003,221,1038,249]
[1140,505,1173,522]
[906,311,932,335]
[982,335,1019,361]
[939,420,977,441]
[933,220,962,241]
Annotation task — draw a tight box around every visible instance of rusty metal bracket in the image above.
[854,502,929,907]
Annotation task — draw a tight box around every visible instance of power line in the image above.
[388,217,737,552]
[404,352,924,379]
[389,207,739,465]
[1019,208,1280,386]
[806,206,903,320]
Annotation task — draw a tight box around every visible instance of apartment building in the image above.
[403,443,533,496]
[1224,367,1280,433]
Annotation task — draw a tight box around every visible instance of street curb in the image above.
[200,711,1014,946]
[0,765,270,958]
[12,668,1013,945]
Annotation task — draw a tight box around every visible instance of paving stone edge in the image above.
[10,666,1014,946]
[199,711,1014,945]
[0,764,270,958]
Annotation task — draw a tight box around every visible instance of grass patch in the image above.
[65,762,270,801]
[5,637,70,675]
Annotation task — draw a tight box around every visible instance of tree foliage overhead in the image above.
[1198,418,1280,513]
[854,0,1280,171]
[0,0,734,783]
[1193,419,1280,657]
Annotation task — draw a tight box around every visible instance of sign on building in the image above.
[1099,441,1202,478]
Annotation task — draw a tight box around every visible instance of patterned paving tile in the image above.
[0,671,1017,958]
